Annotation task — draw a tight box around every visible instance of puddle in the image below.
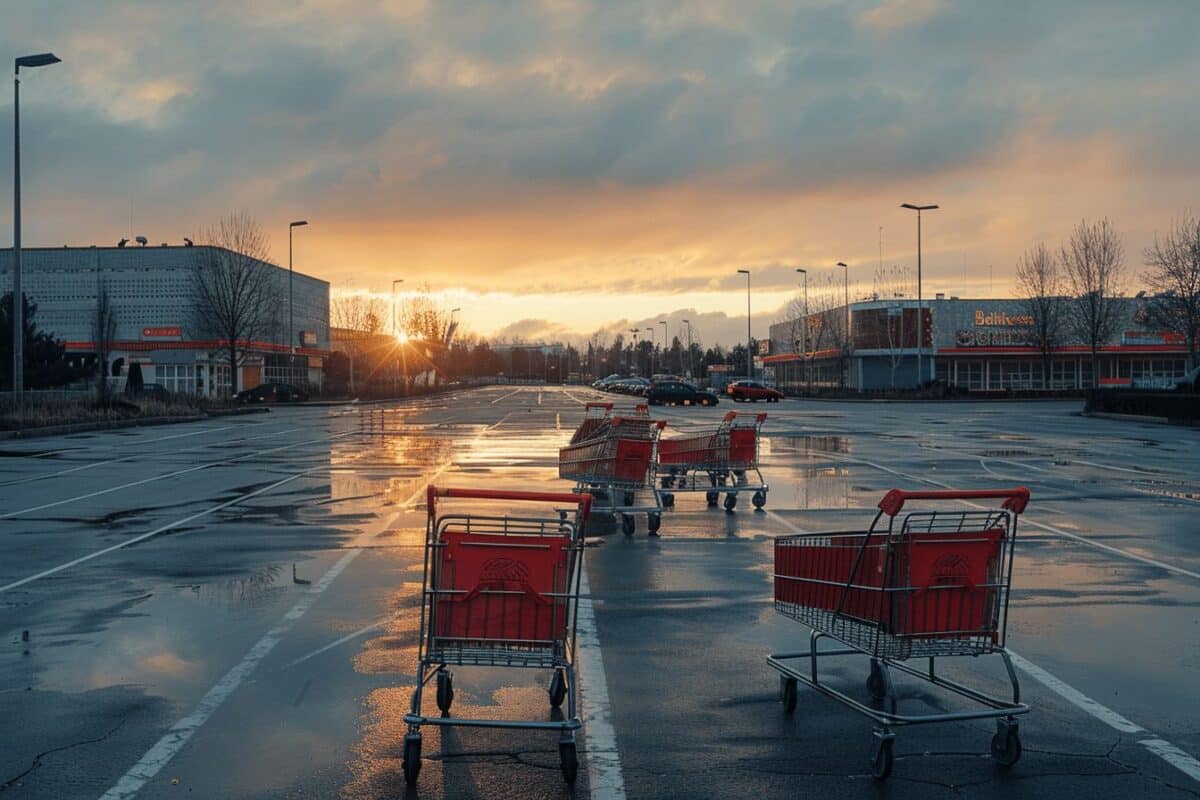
[769,435,851,455]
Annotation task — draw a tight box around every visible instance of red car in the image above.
[726,380,784,402]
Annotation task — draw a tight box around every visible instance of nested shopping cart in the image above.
[559,402,666,535]
[656,411,769,512]
[767,488,1031,780]
[403,486,592,786]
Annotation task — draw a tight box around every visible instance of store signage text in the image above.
[955,328,1030,347]
[974,310,1034,327]
[142,326,182,339]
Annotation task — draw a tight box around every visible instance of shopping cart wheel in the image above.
[623,491,636,506]
[991,719,1022,767]
[548,668,567,708]
[869,730,895,781]
[867,659,887,701]
[621,515,636,536]
[647,512,662,535]
[752,490,767,509]
[723,493,738,512]
[559,739,579,784]
[661,476,674,489]
[705,491,719,507]
[780,676,797,714]
[661,492,675,508]
[402,733,422,786]
[436,669,454,714]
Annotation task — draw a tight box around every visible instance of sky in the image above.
[3,0,1199,348]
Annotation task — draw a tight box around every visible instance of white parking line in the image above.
[0,430,356,519]
[490,387,524,405]
[1008,651,1200,784]
[577,564,627,800]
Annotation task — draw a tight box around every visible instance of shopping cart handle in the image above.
[428,486,593,522]
[877,487,1030,516]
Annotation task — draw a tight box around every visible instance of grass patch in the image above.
[0,393,231,432]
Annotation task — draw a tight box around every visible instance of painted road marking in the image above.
[577,563,627,800]
[490,387,524,405]
[0,467,321,594]
[0,430,356,519]
[1008,651,1200,784]
[97,542,371,800]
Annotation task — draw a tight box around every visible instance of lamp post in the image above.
[737,269,751,379]
[659,320,667,375]
[629,328,640,374]
[796,268,808,393]
[837,261,848,389]
[288,220,308,384]
[901,203,938,385]
[11,53,61,402]
[391,279,404,336]
[645,327,654,375]
[682,319,693,379]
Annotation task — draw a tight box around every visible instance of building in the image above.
[765,296,1190,393]
[1,244,330,395]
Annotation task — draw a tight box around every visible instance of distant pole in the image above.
[11,53,61,402]
[629,328,640,374]
[737,269,751,378]
[682,319,693,378]
[288,220,308,384]
[837,262,849,390]
[796,268,808,393]
[391,279,404,336]
[645,327,654,374]
[901,203,938,385]
[659,320,667,374]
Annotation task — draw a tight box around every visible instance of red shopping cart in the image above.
[767,488,1030,780]
[559,402,666,535]
[656,411,768,512]
[403,487,592,786]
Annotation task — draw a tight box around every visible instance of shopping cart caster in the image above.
[869,730,895,781]
[752,490,767,510]
[402,733,422,786]
[866,659,887,701]
[780,676,797,714]
[436,669,454,714]
[705,491,719,507]
[548,668,567,708]
[660,492,675,508]
[991,718,1022,767]
[623,491,636,506]
[723,493,738,512]
[661,476,675,489]
[621,515,636,536]
[647,512,662,535]
[559,739,579,784]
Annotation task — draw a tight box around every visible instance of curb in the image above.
[0,406,269,441]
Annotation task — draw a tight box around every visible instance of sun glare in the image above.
[394,331,410,344]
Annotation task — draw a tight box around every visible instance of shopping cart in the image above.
[767,488,1030,780]
[403,487,592,786]
[656,411,769,512]
[559,402,666,535]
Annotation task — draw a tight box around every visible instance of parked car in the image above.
[646,380,720,406]
[726,380,784,402]
[235,382,309,403]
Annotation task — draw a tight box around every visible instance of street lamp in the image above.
[836,262,849,389]
[737,269,751,379]
[645,327,654,375]
[659,320,668,374]
[901,202,938,385]
[11,52,61,402]
[628,328,640,374]
[391,279,404,336]
[288,220,308,383]
[796,268,808,393]
[682,319,693,379]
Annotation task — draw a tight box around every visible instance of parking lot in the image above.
[2,386,1199,799]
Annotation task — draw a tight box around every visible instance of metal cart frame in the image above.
[403,487,593,786]
[656,411,769,512]
[560,403,666,535]
[767,488,1031,780]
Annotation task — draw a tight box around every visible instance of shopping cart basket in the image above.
[559,402,666,535]
[403,487,592,786]
[767,488,1030,780]
[656,411,768,512]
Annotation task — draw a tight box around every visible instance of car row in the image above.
[726,380,785,402]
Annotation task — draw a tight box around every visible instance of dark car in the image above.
[726,380,784,402]
[235,382,309,404]
[646,380,719,406]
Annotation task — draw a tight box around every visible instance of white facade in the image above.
[1,244,330,395]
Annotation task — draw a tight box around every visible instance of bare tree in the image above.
[1015,242,1065,389]
[191,213,279,395]
[332,294,386,392]
[398,287,454,344]
[93,281,118,403]
[1143,214,1200,370]
[1061,219,1125,388]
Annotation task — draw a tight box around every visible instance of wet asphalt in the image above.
[0,387,1198,799]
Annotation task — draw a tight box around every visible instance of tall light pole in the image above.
[628,328,640,374]
[796,268,808,393]
[836,261,849,390]
[737,269,751,378]
[11,53,61,402]
[391,279,404,336]
[645,327,655,375]
[682,319,693,379]
[901,203,938,385]
[288,220,308,383]
[658,320,668,375]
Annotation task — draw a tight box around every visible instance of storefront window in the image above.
[154,364,196,394]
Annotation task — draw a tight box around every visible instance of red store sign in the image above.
[142,326,182,339]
